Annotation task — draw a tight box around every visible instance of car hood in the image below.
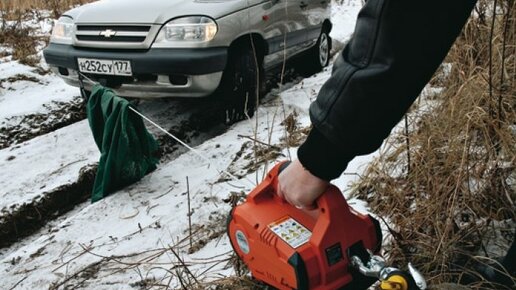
[66,0,260,24]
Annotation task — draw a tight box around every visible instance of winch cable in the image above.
[78,72,256,190]
[128,105,254,188]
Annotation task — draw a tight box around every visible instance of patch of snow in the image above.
[0,61,79,126]
[330,0,362,43]
[0,120,99,211]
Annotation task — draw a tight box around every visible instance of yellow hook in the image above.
[379,274,409,290]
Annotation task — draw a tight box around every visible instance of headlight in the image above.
[155,16,218,43]
[51,16,74,44]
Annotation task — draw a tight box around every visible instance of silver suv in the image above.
[43,0,332,122]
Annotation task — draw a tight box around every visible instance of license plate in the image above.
[77,58,132,76]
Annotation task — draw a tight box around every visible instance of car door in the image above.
[260,0,325,68]
[257,0,286,56]
[262,0,305,53]
[302,0,331,43]
[262,0,306,68]
[284,0,309,50]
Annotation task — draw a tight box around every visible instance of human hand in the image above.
[277,159,329,209]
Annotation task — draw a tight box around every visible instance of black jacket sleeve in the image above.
[298,0,477,181]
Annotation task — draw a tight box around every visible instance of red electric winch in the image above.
[227,161,403,290]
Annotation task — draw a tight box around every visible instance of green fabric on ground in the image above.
[87,84,159,202]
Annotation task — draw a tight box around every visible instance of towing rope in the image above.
[78,72,255,190]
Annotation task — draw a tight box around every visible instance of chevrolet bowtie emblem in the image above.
[99,29,117,38]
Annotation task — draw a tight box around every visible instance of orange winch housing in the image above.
[228,162,382,290]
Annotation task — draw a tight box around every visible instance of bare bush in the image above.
[0,0,95,65]
[0,8,40,65]
[353,0,515,288]
[0,0,95,16]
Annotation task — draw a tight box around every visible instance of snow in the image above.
[0,11,73,125]
[0,120,99,211]
[0,60,80,126]
[330,0,362,43]
[0,1,370,289]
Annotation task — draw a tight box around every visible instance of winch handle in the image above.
[265,161,291,205]
[249,161,351,222]
[247,161,298,206]
[268,161,351,217]
[278,160,291,174]
[247,161,288,205]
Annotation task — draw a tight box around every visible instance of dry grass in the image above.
[1,0,95,18]
[0,9,41,66]
[0,0,94,66]
[353,0,515,288]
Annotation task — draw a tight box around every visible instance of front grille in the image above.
[75,25,151,43]
[76,35,147,42]
[77,25,151,32]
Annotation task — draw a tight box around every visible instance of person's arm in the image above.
[279,0,477,207]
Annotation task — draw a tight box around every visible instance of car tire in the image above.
[298,29,332,75]
[219,44,264,124]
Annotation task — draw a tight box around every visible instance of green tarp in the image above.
[87,84,159,202]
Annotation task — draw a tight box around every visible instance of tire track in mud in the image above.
[0,165,97,248]
[0,97,87,150]
[0,58,313,250]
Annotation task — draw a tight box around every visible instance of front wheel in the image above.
[218,44,264,125]
[298,30,332,75]
[316,31,331,69]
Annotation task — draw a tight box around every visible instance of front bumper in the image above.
[43,43,228,98]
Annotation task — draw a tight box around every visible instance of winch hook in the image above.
[351,251,427,290]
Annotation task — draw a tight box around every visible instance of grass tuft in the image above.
[0,0,95,66]
[353,0,515,288]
